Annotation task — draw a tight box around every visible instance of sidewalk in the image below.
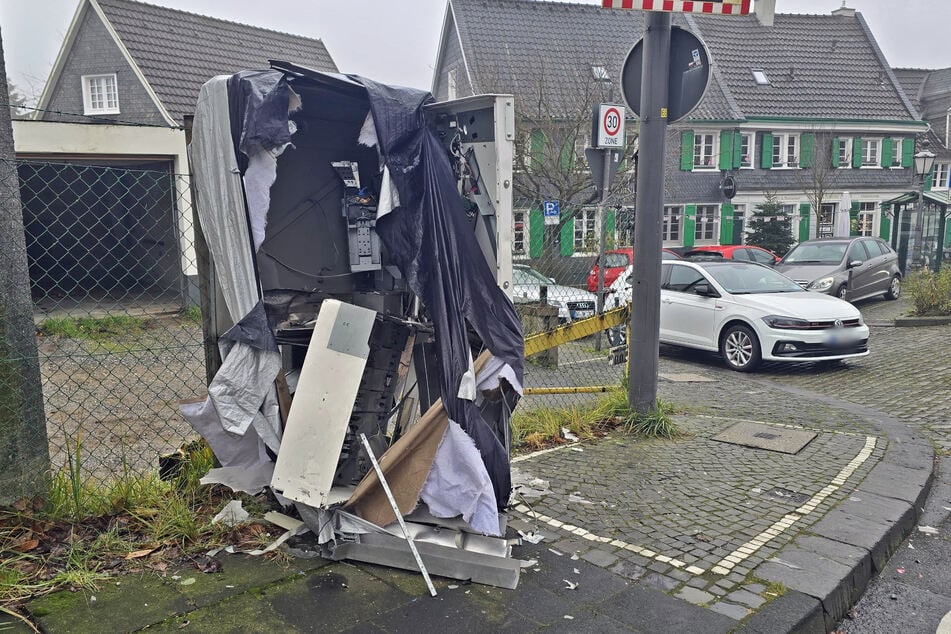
[19,301,934,633]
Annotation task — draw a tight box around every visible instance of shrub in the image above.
[904,269,951,316]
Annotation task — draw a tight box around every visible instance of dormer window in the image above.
[751,68,769,85]
[82,74,119,115]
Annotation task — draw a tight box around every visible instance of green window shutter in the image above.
[800,132,815,168]
[683,205,697,247]
[901,137,914,167]
[680,130,694,171]
[531,130,545,167]
[879,212,891,241]
[849,202,860,236]
[733,131,743,168]
[718,130,733,170]
[761,132,773,169]
[559,136,574,171]
[719,203,735,245]
[529,207,544,258]
[605,209,616,249]
[560,213,575,256]
[852,137,863,168]
[881,137,893,167]
[799,203,811,242]
[832,137,840,168]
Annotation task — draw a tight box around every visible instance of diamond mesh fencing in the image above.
[512,198,631,410]
[6,159,205,484]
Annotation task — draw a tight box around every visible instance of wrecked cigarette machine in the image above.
[185,64,524,588]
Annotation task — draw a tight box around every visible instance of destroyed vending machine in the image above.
[184,63,525,588]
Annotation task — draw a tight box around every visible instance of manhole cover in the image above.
[711,422,816,454]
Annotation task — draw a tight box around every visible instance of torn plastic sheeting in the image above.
[227,70,301,173]
[191,75,283,443]
[420,420,499,536]
[180,397,268,468]
[356,75,524,508]
[212,500,249,526]
[220,301,278,352]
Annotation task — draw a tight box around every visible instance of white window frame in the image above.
[739,133,754,168]
[662,205,682,243]
[694,205,717,243]
[573,208,598,252]
[837,137,852,168]
[81,73,119,115]
[887,138,903,168]
[771,133,799,168]
[693,131,718,170]
[513,209,527,256]
[857,202,876,236]
[861,138,881,167]
[933,162,950,189]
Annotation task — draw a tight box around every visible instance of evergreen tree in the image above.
[746,193,795,257]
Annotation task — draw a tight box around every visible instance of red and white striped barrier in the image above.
[601,0,752,15]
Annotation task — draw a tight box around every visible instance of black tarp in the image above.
[354,77,524,509]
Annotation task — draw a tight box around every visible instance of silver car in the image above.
[511,264,597,322]
[773,237,902,302]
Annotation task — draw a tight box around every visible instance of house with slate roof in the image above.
[13,0,337,308]
[433,0,928,271]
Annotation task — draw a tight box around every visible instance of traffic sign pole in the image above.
[629,10,671,414]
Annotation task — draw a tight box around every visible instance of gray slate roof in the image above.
[450,0,919,123]
[96,0,337,123]
[892,68,929,111]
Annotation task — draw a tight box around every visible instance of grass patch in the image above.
[180,305,202,324]
[511,388,681,451]
[0,439,268,608]
[762,580,787,600]
[38,315,147,341]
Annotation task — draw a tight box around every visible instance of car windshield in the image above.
[704,263,805,294]
[782,242,848,264]
[513,267,552,285]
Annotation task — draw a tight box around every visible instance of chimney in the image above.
[755,0,775,26]
[832,3,856,17]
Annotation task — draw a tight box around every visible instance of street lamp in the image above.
[912,150,935,272]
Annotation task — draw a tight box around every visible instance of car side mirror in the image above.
[694,282,719,297]
[848,259,863,269]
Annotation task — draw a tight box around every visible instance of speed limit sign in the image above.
[593,103,625,148]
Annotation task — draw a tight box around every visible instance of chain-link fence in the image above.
[9,159,205,484]
[512,200,630,410]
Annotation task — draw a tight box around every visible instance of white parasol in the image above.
[835,191,852,236]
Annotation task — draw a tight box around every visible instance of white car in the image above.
[512,264,597,322]
[607,260,869,371]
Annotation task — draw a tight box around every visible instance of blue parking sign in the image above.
[543,200,560,225]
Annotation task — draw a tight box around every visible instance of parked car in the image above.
[607,260,869,371]
[586,247,681,292]
[773,237,901,301]
[683,244,781,264]
[512,264,597,322]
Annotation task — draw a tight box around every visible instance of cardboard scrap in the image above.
[344,350,491,528]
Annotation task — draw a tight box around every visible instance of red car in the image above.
[587,247,681,292]
[684,244,781,265]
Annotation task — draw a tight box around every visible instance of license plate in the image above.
[571,302,595,310]
[572,310,594,319]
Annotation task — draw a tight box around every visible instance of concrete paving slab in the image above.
[736,590,826,634]
[712,421,817,454]
[597,584,736,633]
[858,462,933,512]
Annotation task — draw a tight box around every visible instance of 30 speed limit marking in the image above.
[595,104,625,148]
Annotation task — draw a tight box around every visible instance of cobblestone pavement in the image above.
[511,295,943,621]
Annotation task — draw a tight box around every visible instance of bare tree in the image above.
[7,81,31,120]
[792,131,842,230]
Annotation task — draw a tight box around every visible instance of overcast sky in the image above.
[2,0,948,105]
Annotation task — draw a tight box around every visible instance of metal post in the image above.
[595,148,611,351]
[629,11,671,413]
[937,208,947,272]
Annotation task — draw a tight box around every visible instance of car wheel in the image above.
[885,275,901,300]
[720,324,761,372]
[835,284,849,300]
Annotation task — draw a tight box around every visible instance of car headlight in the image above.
[762,315,811,330]
[807,276,834,292]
